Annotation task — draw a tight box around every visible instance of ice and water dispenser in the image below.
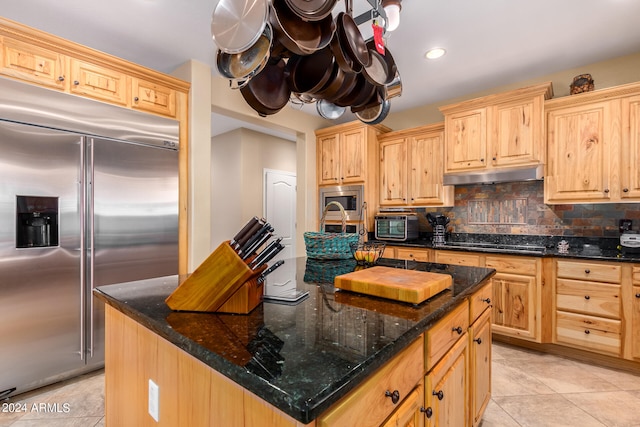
[16,196,59,248]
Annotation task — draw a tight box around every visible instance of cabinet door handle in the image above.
[623,188,629,193]
[73,80,80,85]
[385,389,400,404]
[474,338,482,344]
[433,390,444,400]
[420,406,433,418]
[134,96,140,102]
[452,326,463,335]
[585,330,591,335]
[636,293,640,298]
[585,269,590,274]
[482,297,491,304]
[584,295,590,300]
[58,76,65,82]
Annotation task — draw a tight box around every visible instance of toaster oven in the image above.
[374,214,419,242]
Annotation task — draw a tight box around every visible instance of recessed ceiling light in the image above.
[425,48,446,60]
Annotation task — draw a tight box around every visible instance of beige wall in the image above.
[211,128,296,249]
[383,51,640,131]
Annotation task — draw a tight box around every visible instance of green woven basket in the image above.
[304,201,359,260]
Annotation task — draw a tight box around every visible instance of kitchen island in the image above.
[94,257,495,426]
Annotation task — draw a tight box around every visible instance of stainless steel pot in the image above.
[215,23,273,89]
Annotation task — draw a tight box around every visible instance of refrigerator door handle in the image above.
[79,137,87,362]
[88,138,96,359]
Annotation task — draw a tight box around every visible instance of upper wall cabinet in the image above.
[316,121,389,186]
[440,82,553,174]
[0,20,186,119]
[379,123,454,207]
[544,82,640,204]
[0,36,67,90]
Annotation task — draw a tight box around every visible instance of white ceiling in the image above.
[3,0,640,138]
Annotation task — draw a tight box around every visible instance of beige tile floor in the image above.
[1,342,639,426]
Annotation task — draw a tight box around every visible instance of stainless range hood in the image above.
[443,165,544,185]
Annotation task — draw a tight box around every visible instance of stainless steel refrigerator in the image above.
[0,77,179,398]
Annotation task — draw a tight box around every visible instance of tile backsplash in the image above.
[416,181,640,237]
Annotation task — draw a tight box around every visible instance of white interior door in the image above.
[264,169,296,261]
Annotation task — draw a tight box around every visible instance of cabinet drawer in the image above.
[70,59,128,106]
[318,336,424,427]
[555,311,621,356]
[469,282,492,325]
[556,260,621,283]
[131,77,176,117]
[1,37,67,89]
[426,301,469,370]
[633,267,640,285]
[435,250,481,266]
[396,247,431,262]
[485,255,537,276]
[556,279,620,319]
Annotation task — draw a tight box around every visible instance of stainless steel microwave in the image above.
[319,185,364,222]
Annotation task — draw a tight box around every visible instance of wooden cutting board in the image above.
[334,266,452,304]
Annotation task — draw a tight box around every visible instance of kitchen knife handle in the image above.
[231,216,259,246]
[235,219,264,250]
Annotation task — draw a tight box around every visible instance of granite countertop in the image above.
[94,256,495,424]
[380,233,640,262]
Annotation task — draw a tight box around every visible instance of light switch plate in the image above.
[148,379,159,422]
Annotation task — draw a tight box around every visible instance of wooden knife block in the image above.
[165,241,266,314]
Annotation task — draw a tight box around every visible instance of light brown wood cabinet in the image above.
[469,309,491,427]
[622,95,640,199]
[131,77,177,117]
[545,82,640,204]
[632,266,640,360]
[432,251,543,342]
[0,35,67,90]
[318,336,425,427]
[424,334,468,427]
[486,255,541,341]
[554,260,622,356]
[440,82,552,174]
[383,245,432,261]
[70,59,129,106]
[381,385,425,427]
[316,122,389,186]
[379,124,454,207]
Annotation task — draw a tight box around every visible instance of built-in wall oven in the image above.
[319,185,364,222]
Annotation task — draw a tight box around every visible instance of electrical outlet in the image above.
[148,379,159,422]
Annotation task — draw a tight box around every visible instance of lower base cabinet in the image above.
[381,385,425,427]
[469,309,492,427]
[424,336,468,427]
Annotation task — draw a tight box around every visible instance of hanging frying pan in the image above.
[335,12,371,69]
[211,0,269,54]
[240,58,291,117]
[270,0,335,56]
[285,0,337,21]
[355,97,391,125]
[286,47,336,96]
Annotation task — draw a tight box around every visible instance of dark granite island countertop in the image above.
[94,257,495,424]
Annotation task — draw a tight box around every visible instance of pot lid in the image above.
[211,0,269,54]
[284,0,336,21]
[316,99,346,120]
